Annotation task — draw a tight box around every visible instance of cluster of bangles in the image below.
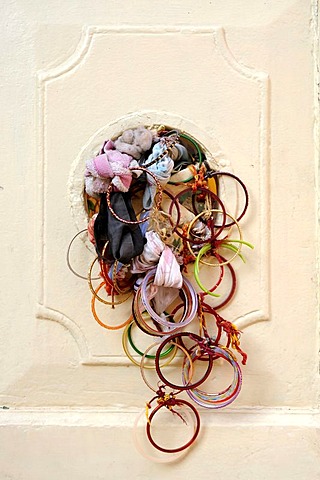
[68,124,253,461]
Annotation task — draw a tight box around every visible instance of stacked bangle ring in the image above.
[122,331,177,369]
[127,321,175,359]
[140,341,194,393]
[139,269,198,330]
[183,344,242,408]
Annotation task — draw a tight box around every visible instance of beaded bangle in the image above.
[106,167,163,224]
[142,138,178,169]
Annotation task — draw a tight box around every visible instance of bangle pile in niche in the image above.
[67,124,254,460]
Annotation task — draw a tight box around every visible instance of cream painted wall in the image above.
[0,1,319,478]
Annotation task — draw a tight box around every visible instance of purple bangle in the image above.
[182,344,242,408]
[140,269,198,329]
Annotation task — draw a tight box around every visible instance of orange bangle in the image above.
[91,282,132,330]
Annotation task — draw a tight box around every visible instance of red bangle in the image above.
[146,398,200,453]
[155,332,214,390]
[200,254,237,309]
[204,171,249,226]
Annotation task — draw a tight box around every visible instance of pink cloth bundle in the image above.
[85,140,139,197]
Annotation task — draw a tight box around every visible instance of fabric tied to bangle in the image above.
[94,193,144,264]
[85,140,140,197]
[142,142,174,210]
[132,231,182,315]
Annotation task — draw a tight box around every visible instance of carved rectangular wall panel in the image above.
[38,26,270,365]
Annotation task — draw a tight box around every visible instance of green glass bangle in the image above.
[194,247,221,297]
[180,132,203,165]
[168,132,203,185]
[127,322,175,359]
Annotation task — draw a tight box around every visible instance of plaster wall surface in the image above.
[0,1,319,478]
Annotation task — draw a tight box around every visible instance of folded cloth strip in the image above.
[94,192,144,264]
